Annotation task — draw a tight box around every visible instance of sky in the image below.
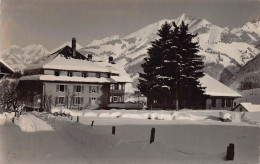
[1,0,260,51]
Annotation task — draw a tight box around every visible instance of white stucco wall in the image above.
[43,82,109,109]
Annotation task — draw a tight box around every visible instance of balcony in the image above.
[110,89,124,94]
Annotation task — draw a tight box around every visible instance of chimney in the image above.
[109,56,114,63]
[88,54,92,61]
[72,37,76,57]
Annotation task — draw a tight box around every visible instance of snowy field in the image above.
[0,110,259,164]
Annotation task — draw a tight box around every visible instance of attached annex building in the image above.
[148,74,241,110]
[0,58,14,79]
[18,38,132,110]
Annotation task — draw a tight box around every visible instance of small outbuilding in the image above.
[233,103,260,112]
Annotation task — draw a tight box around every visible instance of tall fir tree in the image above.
[138,22,172,107]
[175,21,205,108]
[138,21,205,109]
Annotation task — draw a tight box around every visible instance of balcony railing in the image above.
[110,89,124,94]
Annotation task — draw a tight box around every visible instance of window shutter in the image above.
[80,97,83,105]
[89,97,91,104]
[73,85,76,92]
[95,98,98,104]
[89,86,92,93]
[56,85,59,92]
[81,85,84,93]
[55,97,58,105]
[97,86,99,93]
[65,85,68,91]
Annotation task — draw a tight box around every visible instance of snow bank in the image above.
[0,112,15,125]
[172,113,206,121]
[110,112,122,118]
[157,114,174,120]
[98,112,122,118]
[121,113,150,119]
[98,113,111,118]
[83,112,98,117]
[50,108,62,114]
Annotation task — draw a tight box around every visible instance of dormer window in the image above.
[68,71,73,77]
[82,72,88,78]
[96,73,101,78]
[54,70,60,76]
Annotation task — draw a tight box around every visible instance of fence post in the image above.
[150,128,155,144]
[91,121,94,126]
[12,118,15,123]
[77,116,79,122]
[112,126,116,135]
[226,143,235,160]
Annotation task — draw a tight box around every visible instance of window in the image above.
[68,71,73,77]
[82,72,88,78]
[153,100,158,104]
[58,97,65,104]
[54,70,60,76]
[89,86,99,93]
[74,97,83,105]
[110,84,115,90]
[75,85,81,92]
[113,96,118,102]
[96,73,101,78]
[73,85,84,93]
[56,85,67,92]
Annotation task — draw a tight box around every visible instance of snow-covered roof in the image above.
[200,74,241,97]
[238,103,260,112]
[19,74,132,83]
[0,58,15,73]
[25,46,122,74]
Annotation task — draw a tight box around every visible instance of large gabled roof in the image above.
[25,46,87,71]
[20,45,132,83]
[200,74,241,98]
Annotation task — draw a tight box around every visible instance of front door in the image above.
[91,97,96,105]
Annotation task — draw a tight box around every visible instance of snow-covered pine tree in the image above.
[138,22,172,107]
[175,21,205,108]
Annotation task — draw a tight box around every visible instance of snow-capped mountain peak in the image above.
[79,13,260,90]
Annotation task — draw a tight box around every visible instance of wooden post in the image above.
[150,128,155,144]
[77,116,79,122]
[91,121,94,126]
[226,143,235,161]
[71,116,73,120]
[112,126,116,135]
[12,118,15,123]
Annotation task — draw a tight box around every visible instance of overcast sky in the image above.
[1,0,260,50]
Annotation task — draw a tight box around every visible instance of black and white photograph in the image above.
[0,0,260,163]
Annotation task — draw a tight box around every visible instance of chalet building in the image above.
[148,74,241,110]
[18,38,132,110]
[0,58,14,79]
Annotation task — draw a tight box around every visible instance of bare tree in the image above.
[0,79,20,112]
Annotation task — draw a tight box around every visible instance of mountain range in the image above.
[1,13,260,91]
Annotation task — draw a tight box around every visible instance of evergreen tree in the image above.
[138,21,205,109]
[175,21,205,108]
[138,22,172,107]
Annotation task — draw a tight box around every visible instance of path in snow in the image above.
[16,114,54,132]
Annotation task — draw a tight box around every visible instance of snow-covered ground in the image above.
[0,110,259,164]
